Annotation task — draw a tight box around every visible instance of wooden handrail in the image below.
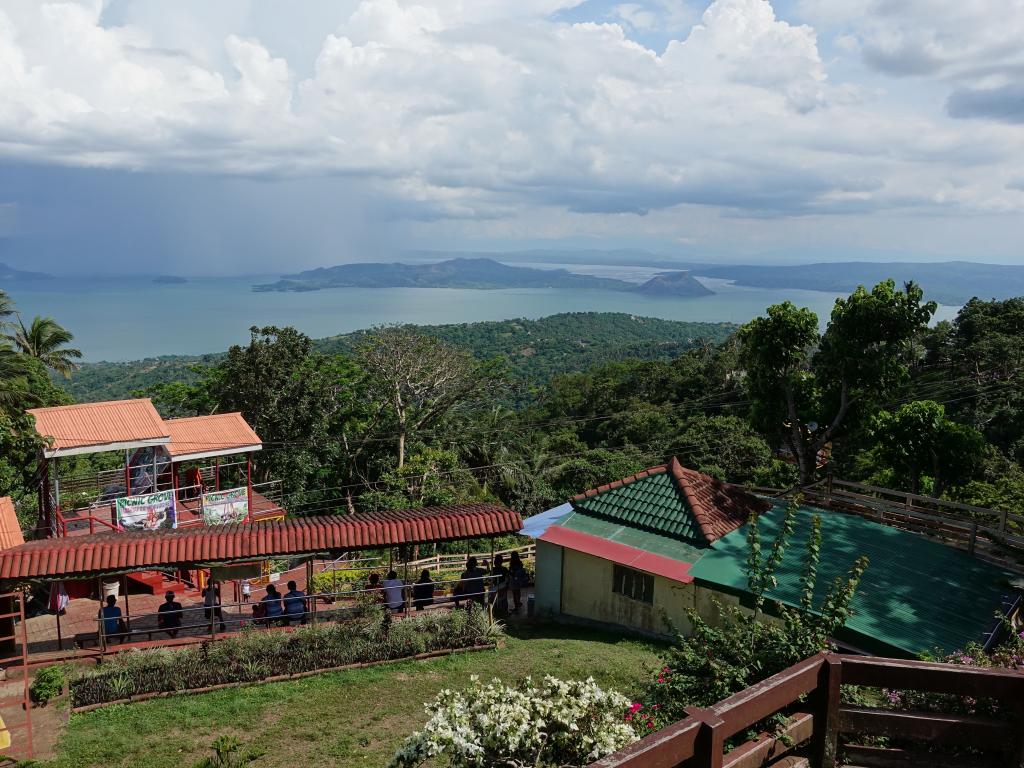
[589,653,1024,768]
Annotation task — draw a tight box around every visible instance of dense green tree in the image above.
[739,281,936,484]
[359,448,483,512]
[869,400,985,495]
[172,326,369,500]
[946,298,1024,459]
[7,315,82,378]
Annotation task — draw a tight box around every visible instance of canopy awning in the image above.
[28,399,170,459]
[519,502,573,538]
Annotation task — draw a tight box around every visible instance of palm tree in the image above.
[0,290,15,328]
[0,343,30,411]
[8,315,83,378]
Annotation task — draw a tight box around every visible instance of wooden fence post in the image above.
[810,654,842,768]
[969,522,978,556]
[684,707,725,768]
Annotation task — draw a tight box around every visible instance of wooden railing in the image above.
[801,478,1024,572]
[590,653,1024,768]
[406,544,536,572]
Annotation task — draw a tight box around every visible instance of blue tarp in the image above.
[519,502,573,538]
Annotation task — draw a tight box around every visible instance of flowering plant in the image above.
[388,675,637,767]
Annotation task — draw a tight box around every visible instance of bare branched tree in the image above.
[358,326,502,468]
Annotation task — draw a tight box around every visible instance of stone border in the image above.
[71,643,496,713]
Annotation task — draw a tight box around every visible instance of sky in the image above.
[0,0,1023,275]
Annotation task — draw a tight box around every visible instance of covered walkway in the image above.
[0,503,520,580]
[0,503,523,660]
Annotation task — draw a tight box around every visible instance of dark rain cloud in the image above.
[947,84,1024,123]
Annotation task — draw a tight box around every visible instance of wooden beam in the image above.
[839,706,1015,745]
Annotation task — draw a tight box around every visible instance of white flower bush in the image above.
[389,675,637,767]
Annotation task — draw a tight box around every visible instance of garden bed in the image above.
[69,605,496,709]
[72,643,496,712]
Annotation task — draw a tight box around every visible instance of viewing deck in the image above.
[55,485,285,537]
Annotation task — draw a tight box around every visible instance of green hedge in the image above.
[309,567,465,597]
[70,606,497,708]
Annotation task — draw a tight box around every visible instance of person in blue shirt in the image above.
[261,584,284,625]
[282,580,307,625]
[99,595,125,644]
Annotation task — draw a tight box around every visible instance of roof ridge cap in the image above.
[666,457,714,543]
[570,463,668,502]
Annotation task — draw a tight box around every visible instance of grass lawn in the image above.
[39,623,667,768]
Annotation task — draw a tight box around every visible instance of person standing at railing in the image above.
[457,557,487,608]
[202,579,227,633]
[99,595,127,645]
[488,554,510,614]
[509,551,528,613]
[412,570,434,611]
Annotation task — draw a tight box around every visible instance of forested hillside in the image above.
[3,284,1022,536]
[61,313,737,403]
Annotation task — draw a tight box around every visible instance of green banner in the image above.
[116,490,176,531]
[202,487,249,525]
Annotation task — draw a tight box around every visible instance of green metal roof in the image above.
[688,502,1017,658]
[573,472,707,545]
[560,510,706,564]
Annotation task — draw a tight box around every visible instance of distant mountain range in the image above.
[0,262,52,280]
[253,257,713,297]
[694,261,1024,306]
[404,251,1024,305]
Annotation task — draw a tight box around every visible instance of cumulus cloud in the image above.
[801,0,1024,80]
[0,0,1022,228]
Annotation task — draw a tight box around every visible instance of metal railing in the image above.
[590,652,1024,768]
[90,571,523,653]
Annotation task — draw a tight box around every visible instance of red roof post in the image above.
[246,453,253,523]
[124,449,131,497]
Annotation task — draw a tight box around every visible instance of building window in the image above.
[612,565,654,604]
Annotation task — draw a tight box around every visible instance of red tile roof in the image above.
[666,458,770,542]
[28,399,169,458]
[540,524,694,584]
[0,497,25,551]
[0,504,522,581]
[164,413,261,460]
[572,457,769,543]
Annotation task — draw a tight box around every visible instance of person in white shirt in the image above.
[381,570,406,612]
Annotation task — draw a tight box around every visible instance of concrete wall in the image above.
[558,547,694,636]
[533,539,563,616]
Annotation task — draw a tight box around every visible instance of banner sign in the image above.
[116,490,176,531]
[202,487,249,525]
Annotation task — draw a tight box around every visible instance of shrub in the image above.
[644,500,868,725]
[70,605,498,708]
[30,664,67,706]
[388,675,636,768]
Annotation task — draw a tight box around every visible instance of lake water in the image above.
[5,273,960,362]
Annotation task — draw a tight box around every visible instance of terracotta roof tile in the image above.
[29,399,169,458]
[0,503,522,581]
[164,413,262,460]
[0,497,25,551]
